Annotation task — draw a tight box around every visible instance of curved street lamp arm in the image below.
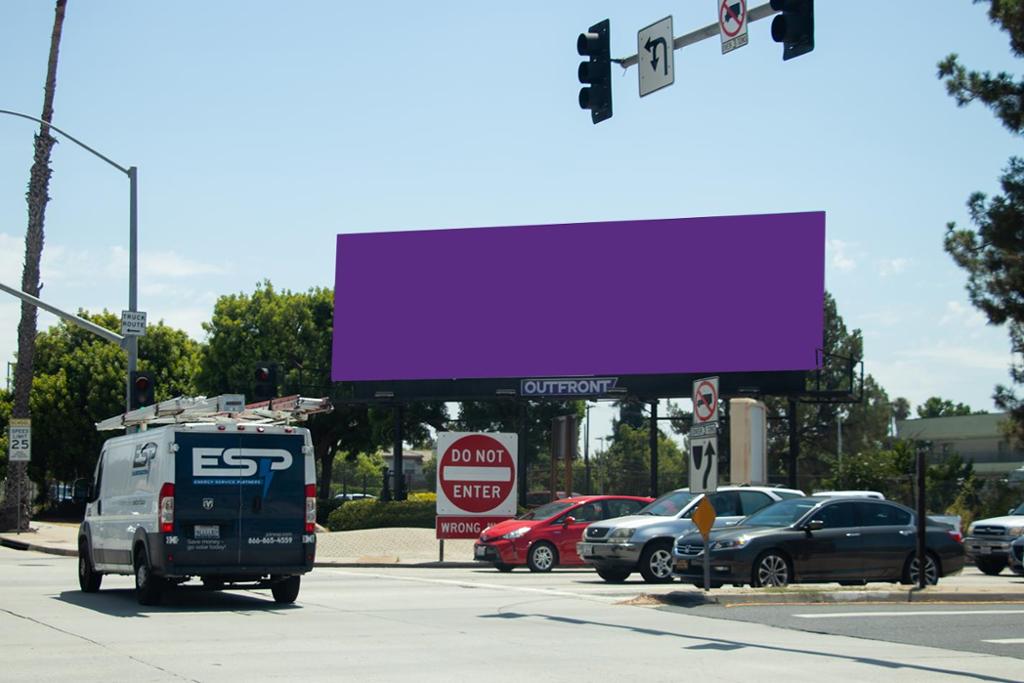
[0,108,129,176]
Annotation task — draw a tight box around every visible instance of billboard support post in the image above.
[787,398,799,489]
[393,404,406,501]
[649,400,659,497]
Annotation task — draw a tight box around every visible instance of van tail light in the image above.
[159,483,175,533]
[305,484,316,533]
[948,528,963,544]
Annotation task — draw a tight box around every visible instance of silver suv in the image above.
[577,485,804,583]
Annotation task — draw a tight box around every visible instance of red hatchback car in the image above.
[473,495,653,572]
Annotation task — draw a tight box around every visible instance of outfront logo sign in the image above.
[520,377,618,397]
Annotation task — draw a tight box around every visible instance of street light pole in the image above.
[0,108,139,413]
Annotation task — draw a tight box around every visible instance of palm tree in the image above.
[3,0,68,531]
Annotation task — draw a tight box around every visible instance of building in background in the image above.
[896,413,1024,479]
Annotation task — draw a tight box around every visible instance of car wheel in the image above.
[639,541,674,583]
[134,546,163,606]
[78,539,102,593]
[752,551,791,588]
[903,552,940,586]
[527,542,557,572]
[975,557,1006,576]
[202,577,225,590]
[271,575,301,604]
[595,567,631,583]
[494,563,514,573]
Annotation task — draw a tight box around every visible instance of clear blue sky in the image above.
[0,2,1019,454]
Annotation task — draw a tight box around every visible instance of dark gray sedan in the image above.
[673,497,965,588]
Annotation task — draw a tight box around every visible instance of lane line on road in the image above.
[322,568,622,603]
[983,638,1024,644]
[794,609,1024,619]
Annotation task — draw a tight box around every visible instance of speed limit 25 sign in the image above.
[8,418,30,462]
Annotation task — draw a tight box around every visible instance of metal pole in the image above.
[126,166,139,413]
[614,2,778,69]
[787,399,799,490]
[649,400,659,497]
[916,445,927,589]
[584,404,591,495]
[518,401,528,508]
[703,529,711,591]
[393,404,406,501]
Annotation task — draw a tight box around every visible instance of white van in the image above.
[75,406,320,606]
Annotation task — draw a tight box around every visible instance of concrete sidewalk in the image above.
[4,521,1024,604]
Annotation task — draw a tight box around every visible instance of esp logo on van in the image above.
[192,448,293,477]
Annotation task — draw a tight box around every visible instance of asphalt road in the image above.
[2,546,1022,682]
[668,603,1024,660]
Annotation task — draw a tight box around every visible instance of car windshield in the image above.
[637,490,697,516]
[741,498,820,527]
[1014,502,1024,515]
[517,501,574,520]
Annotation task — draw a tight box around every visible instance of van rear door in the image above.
[173,431,307,567]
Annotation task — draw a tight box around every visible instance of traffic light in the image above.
[770,0,814,61]
[253,363,278,402]
[577,19,612,124]
[130,371,155,410]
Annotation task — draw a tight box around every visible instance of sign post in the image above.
[8,418,30,534]
[436,432,518,539]
[691,377,720,590]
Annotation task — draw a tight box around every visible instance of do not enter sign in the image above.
[436,432,518,516]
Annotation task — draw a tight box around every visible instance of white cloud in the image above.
[0,233,22,277]
[879,257,909,277]
[938,300,988,329]
[144,250,228,278]
[827,239,856,272]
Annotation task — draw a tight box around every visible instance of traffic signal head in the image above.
[130,371,155,410]
[253,362,278,402]
[577,19,612,124]
[770,0,813,61]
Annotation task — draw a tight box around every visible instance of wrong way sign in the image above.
[436,432,518,516]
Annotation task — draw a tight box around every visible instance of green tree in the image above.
[940,1,1024,441]
[916,396,976,418]
[457,399,583,494]
[592,423,685,496]
[23,311,200,489]
[197,281,447,499]
[764,293,893,491]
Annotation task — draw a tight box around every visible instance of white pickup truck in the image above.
[963,502,1024,575]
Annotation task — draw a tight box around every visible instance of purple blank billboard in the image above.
[332,212,825,382]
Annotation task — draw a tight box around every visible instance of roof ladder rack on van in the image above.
[95,393,333,431]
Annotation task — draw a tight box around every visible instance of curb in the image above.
[651,589,1024,607]
[0,536,77,558]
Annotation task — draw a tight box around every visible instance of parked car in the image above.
[672,496,965,588]
[1010,536,1024,576]
[473,495,652,572]
[577,485,804,584]
[333,493,377,502]
[812,490,885,500]
[962,502,1024,575]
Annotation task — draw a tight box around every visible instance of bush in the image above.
[316,498,344,526]
[327,492,437,531]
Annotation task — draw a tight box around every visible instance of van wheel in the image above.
[271,575,301,604]
[78,539,102,593]
[134,547,163,606]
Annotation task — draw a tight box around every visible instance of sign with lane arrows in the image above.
[637,16,674,97]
